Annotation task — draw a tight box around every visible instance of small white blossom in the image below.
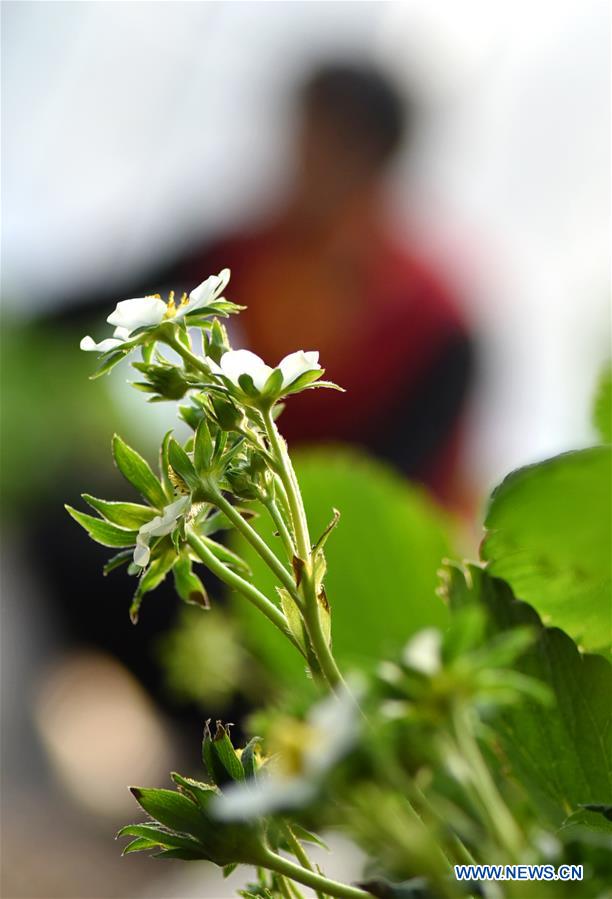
[181,268,230,318]
[402,628,442,676]
[80,270,230,354]
[133,496,190,568]
[208,349,321,394]
[213,689,358,820]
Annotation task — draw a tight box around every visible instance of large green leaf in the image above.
[481,447,612,653]
[231,448,452,683]
[445,563,612,827]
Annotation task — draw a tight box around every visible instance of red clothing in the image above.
[185,208,470,503]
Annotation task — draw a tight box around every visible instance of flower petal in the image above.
[80,335,125,352]
[219,349,272,391]
[278,350,320,387]
[186,268,231,314]
[106,296,167,335]
[133,539,151,568]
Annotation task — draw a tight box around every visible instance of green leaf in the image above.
[82,494,155,529]
[65,505,137,548]
[593,362,612,443]
[481,447,612,653]
[168,439,200,492]
[112,434,168,508]
[232,448,452,684]
[445,563,612,827]
[173,554,210,609]
[202,721,245,785]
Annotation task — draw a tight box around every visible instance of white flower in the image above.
[213,689,358,820]
[133,496,190,568]
[80,270,230,353]
[181,268,230,318]
[402,628,442,676]
[208,349,321,393]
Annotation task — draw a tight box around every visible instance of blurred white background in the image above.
[2,0,610,482]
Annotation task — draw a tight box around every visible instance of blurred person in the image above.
[182,62,475,506]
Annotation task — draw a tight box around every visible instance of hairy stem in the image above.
[262,493,297,559]
[452,703,524,860]
[165,333,211,377]
[282,822,327,899]
[260,849,369,899]
[186,530,305,659]
[262,408,347,692]
[210,488,300,602]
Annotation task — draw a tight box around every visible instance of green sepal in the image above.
[103,549,134,574]
[168,439,200,492]
[170,772,217,810]
[202,720,245,785]
[313,508,340,553]
[118,822,203,855]
[240,736,262,779]
[289,823,329,850]
[130,549,176,623]
[122,836,160,854]
[179,402,205,431]
[159,430,175,500]
[278,587,308,655]
[205,318,231,363]
[237,373,259,397]
[128,788,209,840]
[82,494,155,529]
[65,505,137,548]
[211,395,243,431]
[173,554,210,609]
[112,434,168,508]
[261,367,284,399]
[194,418,214,472]
[281,368,323,394]
[89,350,127,379]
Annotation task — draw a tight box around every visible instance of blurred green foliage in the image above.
[482,447,612,653]
[593,362,611,443]
[231,448,452,684]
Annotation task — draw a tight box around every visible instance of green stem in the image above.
[260,849,369,899]
[263,408,346,692]
[452,704,524,860]
[211,489,300,602]
[186,530,305,660]
[165,333,211,376]
[282,822,327,899]
[262,409,310,558]
[262,494,297,559]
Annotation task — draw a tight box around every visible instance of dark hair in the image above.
[301,62,410,166]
